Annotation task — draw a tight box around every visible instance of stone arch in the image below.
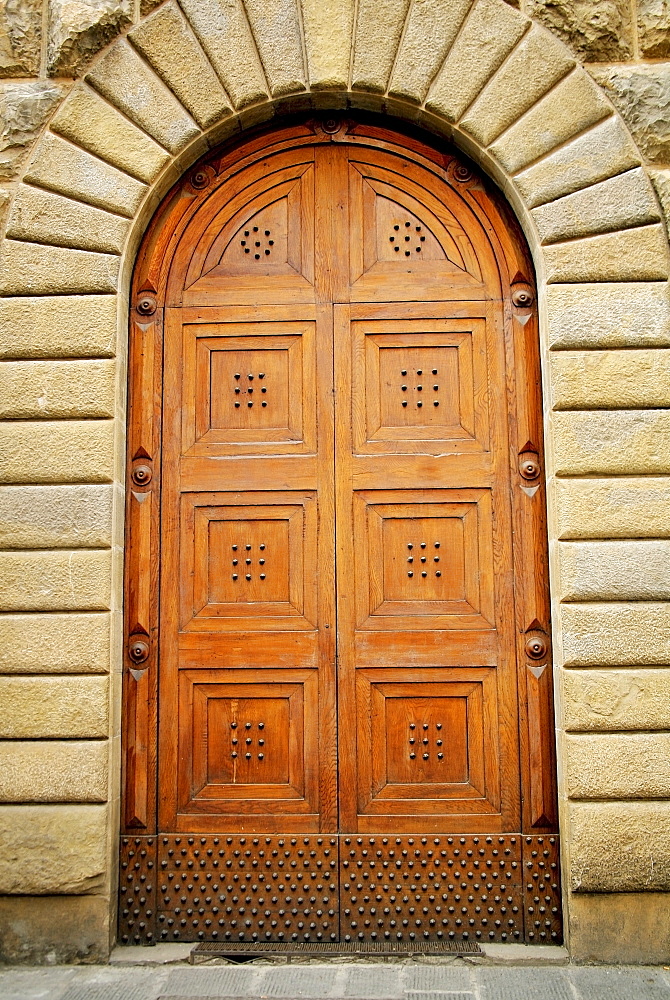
[2,0,670,964]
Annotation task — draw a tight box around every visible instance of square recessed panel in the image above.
[209,346,291,432]
[208,518,289,606]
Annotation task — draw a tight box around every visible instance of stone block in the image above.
[128,1,231,129]
[560,602,670,666]
[460,25,574,147]
[558,540,670,601]
[650,168,670,233]
[301,0,354,90]
[563,668,670,732]
[544,225,669,284]
[0,0,41,76]
[51,84,170,184]
[0,484,114,549]
[0,420,114,484]
[638,0,670,58]
[0,612,110,673]
[533,168,660,245]
[491,70,610,176]
[0,741,108,802]
[591,64,670,164]
[0,549,111,611]
[0,360,116,419]
[0,82,63,181]
[0,240,120,296]
[553,409,670,476]
[389,0,472,103]
[0,894,111,963]
[515,117,640,209]
[0,676,109,738]
[0,294,117,359]
[243,0,306,98]
[526,0,633,61]
[425,0,526,123]
[565,733,670,799]
[555,477,670,540]
[7,186,129,255]
[568,801,670,891]
[550,349,670,409]
[545,282,670,350]
[351,0,409,93]
[0,804,108,893]
[86,39,200,155]
[569,893,670,964]
[47,0,131,77]
[178,0,268,109]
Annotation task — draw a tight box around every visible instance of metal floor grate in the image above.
[190,939,482,962]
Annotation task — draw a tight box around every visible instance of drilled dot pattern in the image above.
[389,221,426,257]
[118,837,157,945]
[400,368,440,409]
[231,543,267,581]
[408,721,445,761]
[523,836,562,944]
[233,372,268,410]
[240,226,274,261]
[406,541,442,579]
[230,720,266,760]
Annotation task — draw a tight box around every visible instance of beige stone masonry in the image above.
[0,676,109,738]
[243,0,306,98]
[545,282,670,350]
[0,421,114,484]
[0,485,114,549]
[128,2,232,129]
[515,116,641,209]
[0,895,111,964]
[177,0,268,109]
[651,169,670,232]
[558,540,670,602]
[388,0,472,103]
[0,612,110,673]
[569,893,670,965]
[47,0,133,78]
[551,349,670,409]
[563,669,670,732]
[50,84,170,183]
[544,224,669,284]
[568,801,670,891]
[0,805,108,894]
[86,39,200,154]
[0,741,108,803]
[24,133,147,219]
[0,360,116,419]
[532,168,660,245]
[425,0,526,123]
[561,602,670,666]
[301,0,353,89]
[460,25,574,146]
[555,478,670,539]
[0,550,111,612]
[553,410,670,476]
[491,70,610,176]
[7,186,129,256]
[565,733,670,799]
[0,295,118,359]
[351,0,410,93]
[0,241,120,296]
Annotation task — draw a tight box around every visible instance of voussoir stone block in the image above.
[0,612,110,673]
[426,0,526,123]
[459,25,574,147]
[0,549,111,612]
[0,485,114,549]
[556,477,670,539]
[565,733,670,799]
[553,410,670,476]
[591,64,670,164]
[0,804,108,893]
[51,84,170,184]
[301,0,354,90]
[0,675,109,738]
[0,741,108,803]
[0,82,63,181]
[7,186,128,256]
[177,0,268,109]
[0,0,42,77]
[561,602,670,666]
[650,168,670,233]
[544,225,669,284]
[352,0,410,94]
[550,349,670,409]
[526,0,633,62]
[558,540,670,601]
[533,168,660,245]
[568,802,670,891]
[128,1,231,129]
[0,240,120,296]
[47,0,132,78]
[563,668,670,732]
[638,0,670,58]
[0,294,117,359]
[388,0,472,104]
[86,39,200,155]
[545,282,670,350]
[0,420,114,484]
[243,0,306,98]
[0,360,116,419]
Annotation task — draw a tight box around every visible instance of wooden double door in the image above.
[121,118,561,946]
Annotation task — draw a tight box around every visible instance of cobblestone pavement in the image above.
[1,953,670,1000]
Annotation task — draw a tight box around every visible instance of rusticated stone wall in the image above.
[0,0,669,967]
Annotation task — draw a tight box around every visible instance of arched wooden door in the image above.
[120,117,562,948]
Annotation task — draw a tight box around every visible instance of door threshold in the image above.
[189,940,482,964]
